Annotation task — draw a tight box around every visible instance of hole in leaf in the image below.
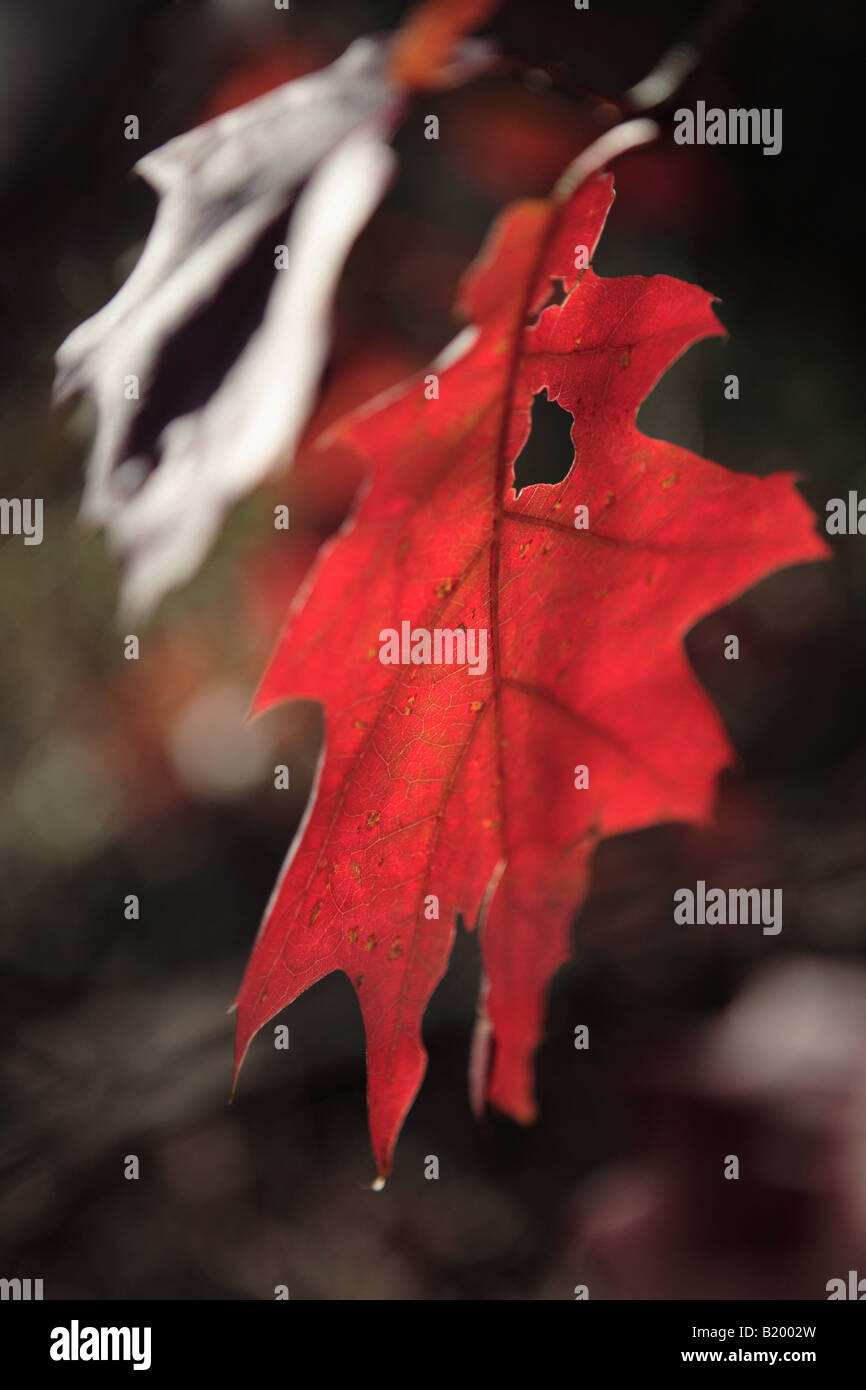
[525,276,567,326]
[512,389,575,496]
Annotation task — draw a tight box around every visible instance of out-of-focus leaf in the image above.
[55,36,401,617]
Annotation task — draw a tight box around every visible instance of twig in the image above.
[623,0,754,114]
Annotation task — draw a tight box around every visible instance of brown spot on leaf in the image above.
[388,939,404,961]
[366,810,380,829]
[619,346,632,369]
[365,935,376,952]
[351,862,361,882]
[348,927,358,944]
[661,472,679,489]
[310,901,321,925]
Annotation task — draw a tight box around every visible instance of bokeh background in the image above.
[1,0,865,1299]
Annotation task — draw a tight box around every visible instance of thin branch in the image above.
[622,0,753,114]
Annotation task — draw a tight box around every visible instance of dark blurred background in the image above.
[1,0,865,1299]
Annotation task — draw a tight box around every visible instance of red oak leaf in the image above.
[234,170,829,1178]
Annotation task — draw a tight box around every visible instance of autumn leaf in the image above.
[234,169,829,1178]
